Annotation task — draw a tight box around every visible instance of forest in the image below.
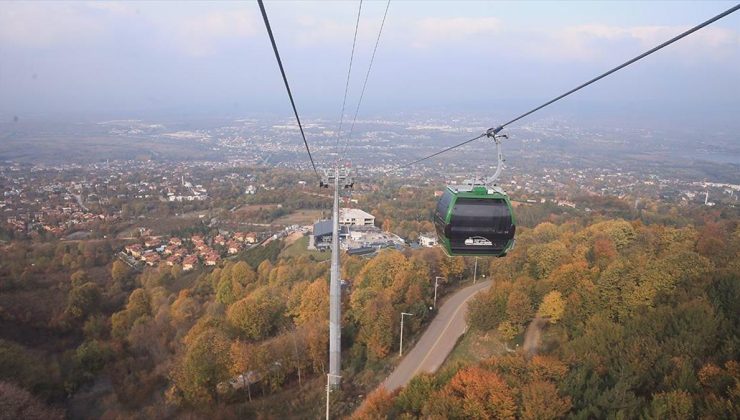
[356,217,739,419]
[0,185,738,418]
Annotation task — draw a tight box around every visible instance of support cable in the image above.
[396,3,740,170]
[333,0,364,161]
[340,0,392,161]
[257,0,320,178]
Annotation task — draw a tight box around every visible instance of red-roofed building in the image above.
[183,255,198,271]
[125,244,143,258]
[205,253,220,266]
[166,255,181,266]
[227,241,241,254]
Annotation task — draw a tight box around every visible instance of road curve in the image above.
[380,279,492,392]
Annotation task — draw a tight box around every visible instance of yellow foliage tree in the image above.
[537,291,565,324]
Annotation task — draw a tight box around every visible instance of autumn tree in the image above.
[520,380,571,420]
[111,288,151,339]
[526,241,568,279]
[428,366,517,419]
[440,256,466,281]
[355,388,396,419]
[506,289,533,327]
[111,260,131,283]
[467,286,508,331]
[170,327,231,406]
[537,291,565,323]
[0,381,63,420]
[226,290,284,341]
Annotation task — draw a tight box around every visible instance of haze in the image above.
[0,1,739,129]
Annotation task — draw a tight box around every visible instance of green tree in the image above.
[647,390,693,419]
[65,282,102,321]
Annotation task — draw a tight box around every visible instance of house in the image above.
[198,246,215,257]
[144,237,162,248]
[339,208,375,227]
[205,253,220,266]
[144,253,160,266]
[227,241,241,255]
[192,237,207,251]
[557,200,576,209]
[182,255,198,271]
[166,255,181,266]
[169,237,183,246]
[214,235,226,246]
[419,233,438,248]
[125,244,143,258]
[244,232,257,244]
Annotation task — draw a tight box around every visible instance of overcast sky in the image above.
[0,1,738,127]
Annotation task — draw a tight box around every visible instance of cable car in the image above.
[433,133,516,257]
[434,185,515,256]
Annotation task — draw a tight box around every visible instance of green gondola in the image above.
[434,185,516,256]
[433,132,516,257]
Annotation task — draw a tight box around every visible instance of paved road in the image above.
[380,279,492,392]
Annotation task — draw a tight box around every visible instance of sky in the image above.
[0,1,738,127]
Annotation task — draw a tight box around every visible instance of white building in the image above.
[419,233,438,247]
[340,208,375,227]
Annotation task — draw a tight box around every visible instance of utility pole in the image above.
[325,373,342,420]
[473,257,479,284]
[434,276,445,309]
[399,312,413,357]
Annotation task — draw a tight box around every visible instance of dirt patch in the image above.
[522,316,547,357]
[283,231,304,246]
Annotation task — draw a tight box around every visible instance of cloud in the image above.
[0,2,260,57]
[541,24,740,61]
[411,17,502,48]
[0,3,104,48]
[167,10,259,56]
[85,1,138,16]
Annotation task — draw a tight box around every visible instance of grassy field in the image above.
[273,209,326,226]
[279,235,331,261]
[443,329,508,368]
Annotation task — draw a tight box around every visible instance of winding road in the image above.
[380,279,492,392]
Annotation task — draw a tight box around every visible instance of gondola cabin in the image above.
[434,185,515,257]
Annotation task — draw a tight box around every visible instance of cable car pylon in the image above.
[323,164,353,389]
[328,165,341,388]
